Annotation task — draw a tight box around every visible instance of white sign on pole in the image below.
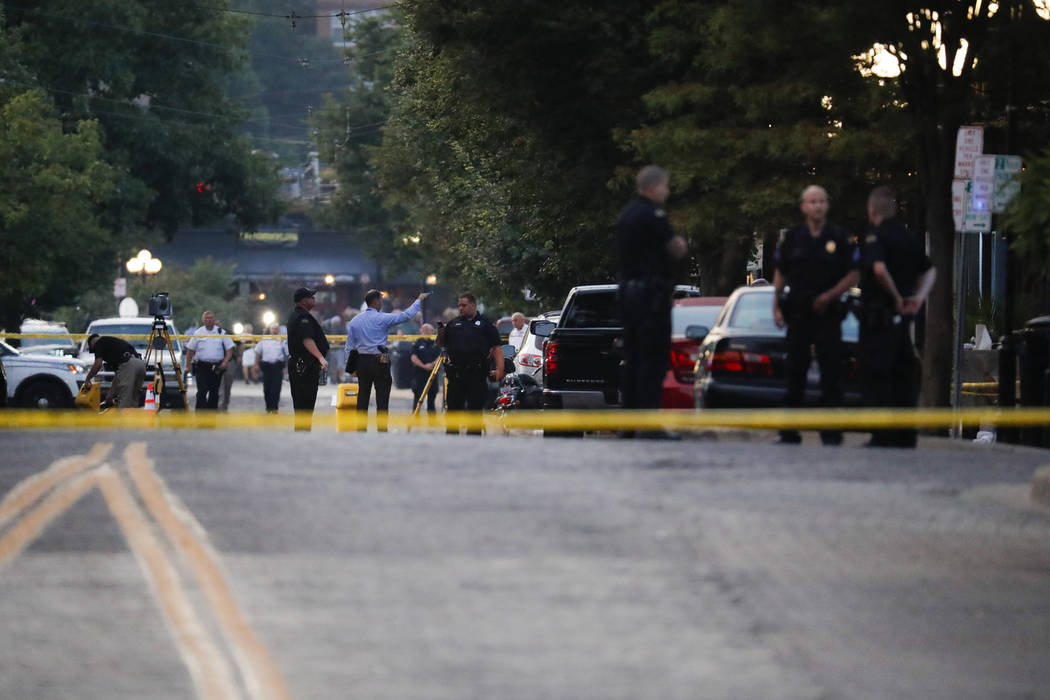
[953,179,991,233]
[113,277,127,298]
[953,125,984,179]
[988,154,1021,212]
[951,180,967,232]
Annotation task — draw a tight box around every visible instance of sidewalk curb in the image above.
[1031,465,1050,507]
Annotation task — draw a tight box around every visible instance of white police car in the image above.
[0,339,87,408]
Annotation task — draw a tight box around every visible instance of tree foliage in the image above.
[0,90,118,331]
[849,0,1050,405]
[2,0,283,237]
[374,0,660,308]
[626,0,914,293]
[312,9,421,280]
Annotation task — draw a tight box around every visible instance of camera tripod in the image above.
[411,352,446,417]
[143,316,188,410]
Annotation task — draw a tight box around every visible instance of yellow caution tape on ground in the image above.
[1,407,1049,433]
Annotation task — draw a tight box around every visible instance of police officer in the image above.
[286,287,329,423]
[436,293,502,434]
[410,323,441,415]
[772,185,858,445]
[616,165,688,417]
[859,185,936,448]
[184,311,234,410]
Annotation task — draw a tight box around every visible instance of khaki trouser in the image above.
[113,357,147,408]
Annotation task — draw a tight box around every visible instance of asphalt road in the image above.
[0,417,1049,699]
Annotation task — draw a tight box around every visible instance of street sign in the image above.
[953,125,984,179]
[952,179,991,233]
[113,277,126,298]
[973,154,1022,213]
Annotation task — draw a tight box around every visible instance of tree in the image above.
[54,258,243,334]
[625,0,914,294]
[3,0,283,236]
[0,90,118,331]
[311,9,422,281]
[1002,147,1050,319]
[856,0,1050,406]
[231,0,354,165]
[374,0,661,308]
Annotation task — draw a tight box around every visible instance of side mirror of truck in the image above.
[529,320,556,338]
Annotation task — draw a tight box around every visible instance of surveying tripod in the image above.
[142,317,189,410]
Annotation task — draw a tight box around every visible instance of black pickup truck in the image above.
[534,284,700,411]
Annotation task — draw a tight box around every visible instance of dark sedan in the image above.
[692,285,861,409]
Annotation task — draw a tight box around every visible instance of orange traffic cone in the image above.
[144,382,156,412]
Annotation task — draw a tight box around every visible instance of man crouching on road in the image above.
[82,333,147,409]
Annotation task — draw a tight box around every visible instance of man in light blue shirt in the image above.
[345,289,430,430]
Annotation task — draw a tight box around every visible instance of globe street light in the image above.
[126,249,162,282]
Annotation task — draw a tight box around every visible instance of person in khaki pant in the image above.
[83,333,147,408]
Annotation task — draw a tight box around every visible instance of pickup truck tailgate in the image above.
[544,328,623,405]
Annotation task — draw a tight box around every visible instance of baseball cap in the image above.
[293,287,317,302]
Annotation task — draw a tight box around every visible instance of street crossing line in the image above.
[0,443,291,700]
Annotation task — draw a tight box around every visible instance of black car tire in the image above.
[17,379,71,409]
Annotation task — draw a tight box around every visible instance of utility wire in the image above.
[1,75,386,137]
[1,1,389,67]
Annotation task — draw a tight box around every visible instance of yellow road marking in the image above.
[95,465,242,700]
[0,442,113,529]
[126,443,292,700]
[0,468,100,570]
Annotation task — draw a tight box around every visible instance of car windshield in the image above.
[672,305,723,336]
[560,291,620,329]
[86,323,181,353]
[727,292,781,333]
[20,334,75,349]
[726,290,859,340]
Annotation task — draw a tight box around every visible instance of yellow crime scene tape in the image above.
[1,333,437,343]
[1,407,1049,433]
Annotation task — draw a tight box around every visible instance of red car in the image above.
[661,296,728,408]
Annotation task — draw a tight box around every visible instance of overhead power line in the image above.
[1,1,394,68]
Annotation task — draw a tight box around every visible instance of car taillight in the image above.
[706,349,773,376]
[544,341,559,376]
[519,353,542,368]
[669,347,695,383]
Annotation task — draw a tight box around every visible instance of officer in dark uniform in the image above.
[859,185,936,448]
[286,287,329,425]
[772,185,858,445]
[617,165,688,416]
[410,323,441,415]
[436,293,502,434]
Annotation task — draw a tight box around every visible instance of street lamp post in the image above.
[126,249,162,285]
